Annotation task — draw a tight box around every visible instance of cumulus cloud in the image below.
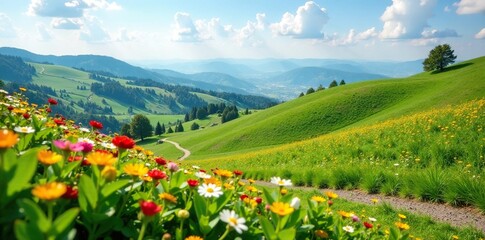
[28,0,121,18]
[380,0,437,39]
[410,38,439,46]
[421,28,459,38]
[270,1,328,39]
[454,0,485,14]
[195,18,233,40]
[115,28,136,41]
[0,13,17,38]
[327,27,378,46]
[171,12,200,42]
[51,18,83,29]
[475,28,485,39]
[36,23,52,41]
[234,13,266,47]
[79,17,111,43]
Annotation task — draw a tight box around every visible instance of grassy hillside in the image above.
[159,57,485,158]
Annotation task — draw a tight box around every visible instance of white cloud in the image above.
[51,18,83,29]
[171,12,200,42]
[454,0,485,14]
[270,1,328,39]
[234,13,266,47]
[380,0,437,39]
[444,6,451,12]
[410,38,439,46]
[36,23,52,41]
[421,28,459,38]
[195,18,233,40]
[28,0,121,18]
[115,28,136,41]
[327,27,378,46]
[79,17,111,43]
[0,13,17,38]
[475,28,485,39]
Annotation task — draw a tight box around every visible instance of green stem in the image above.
[137,219,148,240]
[218,226,231,240]
[47,202,54,222]
[117,177,136,217]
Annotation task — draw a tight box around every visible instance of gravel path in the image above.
[162,138,191,160]
[254,181,485,233]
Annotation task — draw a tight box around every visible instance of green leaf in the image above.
[14,220,43,240]
[51,207,80,235]
[7,148,39,197]
[263,188,276,204]
[61,160,82,179]
[259,216,277,240]
[16,199,50,233]
[193,192,207,220]
[389,227,400,240]
[79,175,98,211]
[101,180,130,199]
[277,228,296,240]
[199,215,212,235]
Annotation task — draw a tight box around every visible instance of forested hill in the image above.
[0,54,36,82]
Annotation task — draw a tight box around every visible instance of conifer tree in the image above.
[155,121,162,136]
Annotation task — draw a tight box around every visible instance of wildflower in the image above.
[311,196,326,203]
[452,236,459,239]
[53,118,65,125]
[101,165,117,181]
[343,226,354,233]
[185,236,203,240]
[22,112,30,119]
[37,149,63,165]
[398,213,407,220]
[159,192,177,204]
[71,141,93,153]
[233,170,243,176]
[371,198,379,204]
[351,214,360,222]
[100,142,116,149]
[62,186,79,199]
[219,209,248,234]
[124,163,149,177]
[248,178,256,184]
[79,127,90,133]
[187,179,199,187]
[177,209,190,219]
[290,197,301,210]
[315,230,329,238]
[14,126,35,134]
[338,210,352,218]
[364,222,373,229]
[326,191,338,199]
[155,157,167,165]
[270,176,292,186]
[395,222,410,230]
[89,120,103,129]
[148,169,167,180]
[0,130,18,148]
[254,197,262,204]
[246,186,258,192]
[195,171,211,179]
[47,98,58,105]
[280,188,288,195]
[223,183,235,190]
[214,169,233,178]
[53,140,71,151]
[19,87,27,92]
[269,202,294,216]
[140,200,162,216]
[86,151,116,166]
[112,135,135,149]
[204,177,221,186]
[167,162,179,172]
[198,183,223,198]
[369,217,377,222]
[32,182,67,201]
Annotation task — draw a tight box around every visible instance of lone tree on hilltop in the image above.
[130,114,153,141]
[423,44,457,72]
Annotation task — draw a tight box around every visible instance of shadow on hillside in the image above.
[431,62,473,74]
[137,138,159,145]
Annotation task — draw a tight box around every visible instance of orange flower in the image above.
[185,236,203,240]
[204,177,221,186]
[270,202,294,216]
[123,163,149,177]
[326,191,338,199]
[214,169,233,178]
[37,149,63,165]
[159,192,177,204]
[395,222,410,230]
[311,196,326,203]
[32,182,67,201]
[0,130,18,148]
[315,229,329,239]
[86,151,116,166]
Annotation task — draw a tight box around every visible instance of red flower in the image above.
[199,169,206,173]
[364,222,373,229]
[68,156,83,162]
[148,169,167,180]
[22,113,30,119]
[233,170,243,176]
[89,120,103,129]
[140,200,162,216]
[7,106,14,111]
[112,135,135,149]
[155,157,167,166]
[255,197,263,204]
[240,194,249,201]
[53,118,65,126]
[62,186,79,199]
[187,179,199,187]
[46,108,52,113]
[328,200,333,206]
[48,98,58,105]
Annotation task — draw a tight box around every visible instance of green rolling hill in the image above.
[160,57,485,159]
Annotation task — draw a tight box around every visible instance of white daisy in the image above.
[219,209,248,234]
[0,89,8,94]
[14,126,35,134]
[78,137,95,145]
[343,225,354,233]
[79,127,90,133]
[101,142,116,149]
[270,176,292,186]
[195,171,211,179]
[368,217,377,222]
[198,183,223,198]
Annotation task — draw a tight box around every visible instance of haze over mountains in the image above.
[0,47,423,100]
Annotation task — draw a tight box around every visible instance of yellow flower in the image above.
[185,236,203,240]
[140,175,152,182]
[87,151,116,166]
[395,222,410,230]
[398,213,407,219]
[338,210,352,218]
[159,192,177,204]
[311,196,326,203]
[32,182,67,201]
[326,191,338,199]
[123,163,149,177]
[134,145,144,152]
[19,87,27,92]
[246,186,258,192]
[0,130,18,148]
[37,149,63,165]
[270,202,294,216]
[371,198,379,204]
[452,236,459,240]
[101,165,117,181]
[315,229,329,238]
[248,179,255,184]
[214,169,233,178]
[280,188,288,195]
[204,177,221,186]
[143,150,154,156]
[238,181,246,186]
[223,183,235,190]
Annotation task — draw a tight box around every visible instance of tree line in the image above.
[0,54,36,83]
[299,79,346,97]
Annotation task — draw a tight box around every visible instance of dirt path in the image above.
[162,138,191,160]
[254,181,485,233]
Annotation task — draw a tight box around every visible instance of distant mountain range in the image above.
[0,47,424,100]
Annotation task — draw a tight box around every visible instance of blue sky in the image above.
[0,0,484,61]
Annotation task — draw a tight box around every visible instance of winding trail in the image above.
[162,138,191,160]
[254,181,485,233]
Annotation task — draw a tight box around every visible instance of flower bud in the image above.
[101,165,117,182]
[290,197,300,210]
[177,209,190,219]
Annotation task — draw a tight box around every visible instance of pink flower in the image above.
[69,142,93,153]
[54,140,71,151]
[167,162,179,172]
